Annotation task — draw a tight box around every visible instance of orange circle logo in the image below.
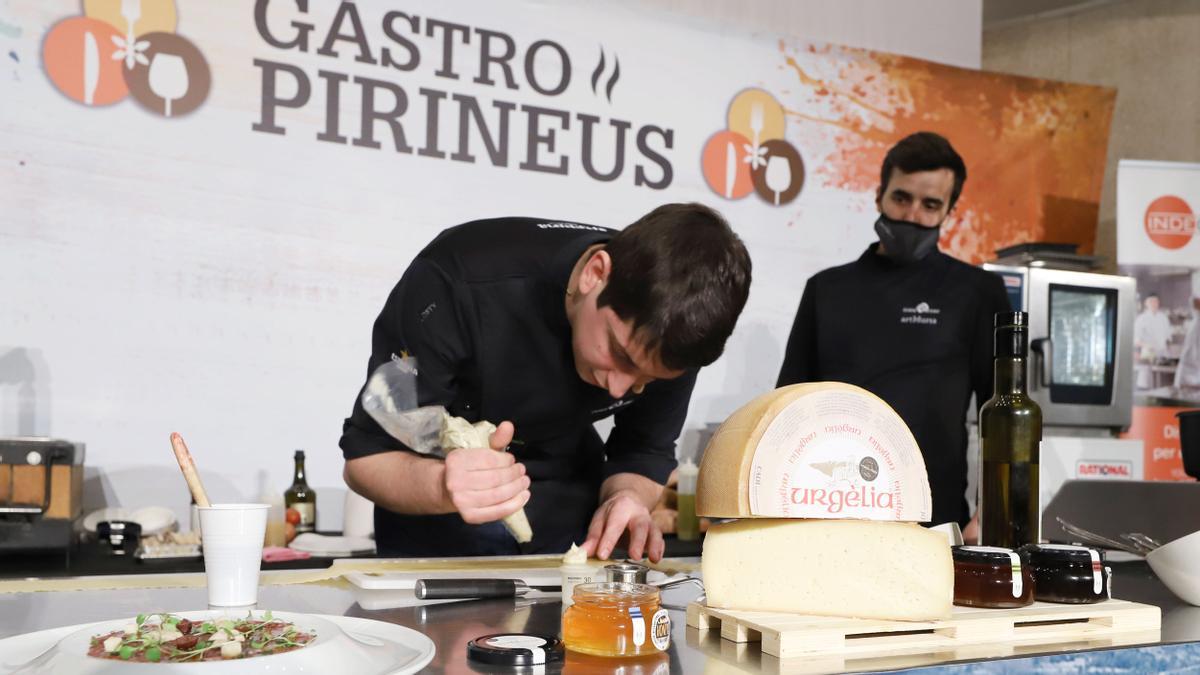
[701,130,754,199]
[43,17,129,106]
[1144,195,1196,250]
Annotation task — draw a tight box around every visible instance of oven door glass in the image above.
[1048,284,1118,404]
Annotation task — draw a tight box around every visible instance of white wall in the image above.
[0,0,981,530]
[607,0,982,69]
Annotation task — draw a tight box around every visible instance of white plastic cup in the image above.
[199,503,269,607]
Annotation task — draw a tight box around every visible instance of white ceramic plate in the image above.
[81,507,177,537]
[0,611,434,674]
[128,506,178,537]
[1147,528,1200,606]
[82,508,133,534]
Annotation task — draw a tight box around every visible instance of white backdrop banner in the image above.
[0,1,1112,523]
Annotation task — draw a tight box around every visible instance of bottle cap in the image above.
[994,311,1029,357]
[677,457,699,494]
[294,449,305,460]
[994,311,1028,328]
[466,633,564,666]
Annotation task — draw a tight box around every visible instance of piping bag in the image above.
[360,357,533,543]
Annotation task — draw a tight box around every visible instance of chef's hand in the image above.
[582,489,664,563]
[441,421,530,525]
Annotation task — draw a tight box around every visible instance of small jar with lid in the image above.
[952,545,1035,608]
[1022,544,1111,603]
[561,582,671,658]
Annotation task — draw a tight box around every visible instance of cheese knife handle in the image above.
[414,578,525,600]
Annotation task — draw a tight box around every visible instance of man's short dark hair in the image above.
[881,132,967,209]
[598,203,751,371]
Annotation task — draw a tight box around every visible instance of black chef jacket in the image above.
[340,217,695,556]
[776,243,1010,527]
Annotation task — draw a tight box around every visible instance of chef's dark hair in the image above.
[881,132,968,209]
[598,203,751,371]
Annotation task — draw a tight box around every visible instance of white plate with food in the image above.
[0,610,434,674]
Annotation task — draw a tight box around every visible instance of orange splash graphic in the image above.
[779,42,1116,263]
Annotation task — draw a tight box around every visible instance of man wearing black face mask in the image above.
[776,132,1010,537]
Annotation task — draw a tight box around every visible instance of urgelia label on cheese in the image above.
[748,389,932,521]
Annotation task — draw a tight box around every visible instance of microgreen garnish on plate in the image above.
[88,612,315,662]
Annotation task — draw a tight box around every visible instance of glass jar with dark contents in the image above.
[1022,544,1110,603]
[952,545,1035,608]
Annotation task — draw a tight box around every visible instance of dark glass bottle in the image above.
[980,311,1043,549]
[284,450,317,534]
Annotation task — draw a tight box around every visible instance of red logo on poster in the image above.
[1144,195,1195,250]
[1076,462,1132,478]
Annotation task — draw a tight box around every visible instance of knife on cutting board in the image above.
[415,578,561,600]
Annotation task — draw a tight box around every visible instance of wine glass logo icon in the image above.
[701,88,805,207]
[124,32,210,118]
[147,52,188,117]
[764,156,790,206]
[43,1,210,118]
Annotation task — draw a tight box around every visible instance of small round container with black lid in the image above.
[952,545,1034,608]
[467,633,565,667]
[1022,544,1111,603]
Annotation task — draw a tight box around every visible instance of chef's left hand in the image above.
[582,489,664,563]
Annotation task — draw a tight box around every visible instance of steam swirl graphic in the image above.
[590,47,620,103]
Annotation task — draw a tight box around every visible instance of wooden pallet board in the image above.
[687,599,1161,660]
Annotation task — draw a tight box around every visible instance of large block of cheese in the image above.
[701,518,953,621]
[697,383,932,521]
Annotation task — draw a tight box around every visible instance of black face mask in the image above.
[873,213,941,264]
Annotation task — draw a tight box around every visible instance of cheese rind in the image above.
[696,382,932,521]
[701,518,953,621]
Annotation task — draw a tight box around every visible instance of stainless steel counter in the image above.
[0,561,1198,674]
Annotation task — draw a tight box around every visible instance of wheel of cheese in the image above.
[696,382,932,522]
[701,518,953,620]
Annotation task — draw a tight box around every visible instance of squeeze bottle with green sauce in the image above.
[676,458,700,541]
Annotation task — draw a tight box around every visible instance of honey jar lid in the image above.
[467,633,565,667]
[952,545,1023,564]
[1022,543,1105,565]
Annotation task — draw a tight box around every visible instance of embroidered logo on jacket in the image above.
[900,301,941,325]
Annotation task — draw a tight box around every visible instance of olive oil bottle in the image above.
[284,450,317,534]
[979,312,1042,548]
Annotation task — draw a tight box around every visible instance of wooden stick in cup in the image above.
[170,432,211,508]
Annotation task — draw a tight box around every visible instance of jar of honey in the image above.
[1021,544,1111,604]
[561,582,671,658]
[951,545,1034,608]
